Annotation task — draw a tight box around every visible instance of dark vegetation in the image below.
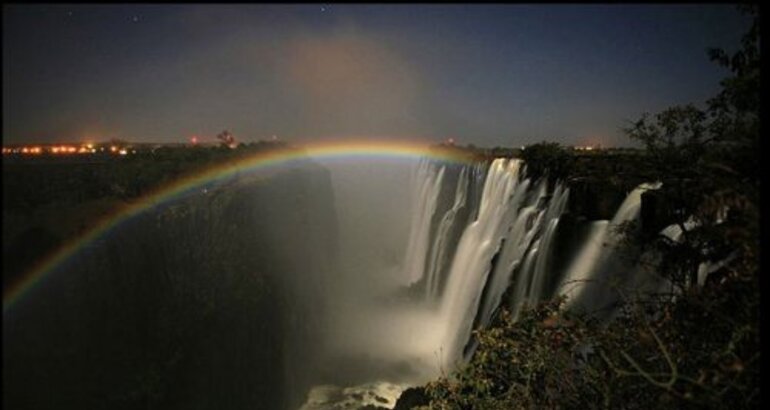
[416,5,759,409]
[2,142,294,287]
[519,142,575,183]
[2,141,293,211]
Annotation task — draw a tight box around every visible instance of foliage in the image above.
[622,5,759,291]
[424,270,758,409]
[2,142,291,211]
[519,141,574,184]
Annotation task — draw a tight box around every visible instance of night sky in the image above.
[2,4,752,147]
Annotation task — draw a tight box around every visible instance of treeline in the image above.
[2,142,291,211]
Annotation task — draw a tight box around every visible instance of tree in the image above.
[216,130,237,148]
[623,5,759,290]
[519,141,574,184]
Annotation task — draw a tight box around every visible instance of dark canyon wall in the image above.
[3,160,339,410]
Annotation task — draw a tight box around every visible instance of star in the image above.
[320,6,327,12]
[132,15,140,23]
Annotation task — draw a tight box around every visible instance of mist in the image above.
[310,158,446,386]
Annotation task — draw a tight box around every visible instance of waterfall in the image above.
[396,157,578,367]
[424,167,468,299]
[434,159,525,364]
[558,220,609,306]
[400,158,567,366]
[558,182,661,313]
[507,182,569,320]
[302,157,681,408]
[397,158,668,370]
[402,159,446,285]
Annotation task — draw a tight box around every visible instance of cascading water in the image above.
[397,159,678,369]
[434,159,528,365]
[302,157,671,409]
[507,182,570,320]
[398,158,572,366]
[424,167,468,299]
[402,159,446,285]
[558,182,662,314]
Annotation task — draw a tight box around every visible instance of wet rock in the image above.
[393,387,430,410]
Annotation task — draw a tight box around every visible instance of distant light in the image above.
[119,149,127,155]
[22,147,29,153]
[110,146,117,152]
[91,149,97,153]
[191,136,198,145]
[132,150,137,154]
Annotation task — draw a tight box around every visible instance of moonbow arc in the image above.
[2,140,478,314]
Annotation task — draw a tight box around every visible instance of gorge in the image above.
[3,147,676,410]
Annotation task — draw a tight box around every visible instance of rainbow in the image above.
[3,139,479,314]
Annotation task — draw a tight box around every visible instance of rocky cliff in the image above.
[3,159,339,410]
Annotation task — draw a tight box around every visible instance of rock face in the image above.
[565,153,651,221]
[639,188,677,240]
[566,177,628,221]
[3,159,339,410]
[392,387,430,410]
[299,382,404,410]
